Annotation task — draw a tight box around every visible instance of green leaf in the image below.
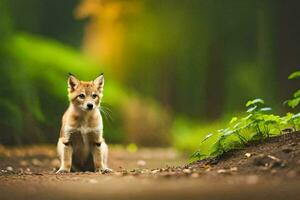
[247,106,257,113]
[292,113,300,119]
[281,113,294,124]
[233,122,242,129]
[288,71,300,79]
[246,98,265,107]
[224,130,234,136]
[217,129,224,133]
[287,98,300,109]
[260,107,272,112]
[190,150,205,159]
[264,114,281,123]
[293,89,300,98]
[201,133,213,143]
[230,117,238,124]
[243,114,253,120]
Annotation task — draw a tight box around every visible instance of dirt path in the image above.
[0,133,299,200]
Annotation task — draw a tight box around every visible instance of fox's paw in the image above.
[56,168,70,174]
[97,168,113,174]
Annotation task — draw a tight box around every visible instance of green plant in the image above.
[191,99,299,162]
[285,71,300,109]
[191,71,300,162]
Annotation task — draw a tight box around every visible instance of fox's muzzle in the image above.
[86,103,94,110]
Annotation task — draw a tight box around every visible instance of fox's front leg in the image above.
[57,137,73,173]
[92,140,112,173]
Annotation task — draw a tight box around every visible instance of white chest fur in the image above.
[64,125,103,135]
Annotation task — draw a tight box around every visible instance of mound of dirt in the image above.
[186,132,300,178]
[126,132,300,180]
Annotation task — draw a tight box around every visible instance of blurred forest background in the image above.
[0,0,299,152]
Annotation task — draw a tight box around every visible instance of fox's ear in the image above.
[94,73,104,90]
[68,73,79,91]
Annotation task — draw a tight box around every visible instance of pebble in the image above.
[151,169,160,174]
[245,153,252,158]
[6,166,13,171]
[230,167,238,172]
[183,169,192,174]
[217,169,228,174]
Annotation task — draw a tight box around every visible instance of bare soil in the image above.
[0,132,299,200]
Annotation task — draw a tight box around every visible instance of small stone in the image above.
[217,169,228,174]
[245,153,252,158]
[230,167,238,172]
[183,169,192,174]
[151,169,160,174]
[6,166,13,171]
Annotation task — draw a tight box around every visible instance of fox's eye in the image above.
[92,94,98,99]
[78,94,85,99]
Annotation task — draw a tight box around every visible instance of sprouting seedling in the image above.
[245,99,267,138]
[246,98,265,107]
[228,117,247,145]
[291,112,300,130]
[192,71,300,162]
[201,133,213,143]
[190,149,206,161]
[285,71,300,109]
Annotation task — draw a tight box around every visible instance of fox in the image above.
[56,73,112,173]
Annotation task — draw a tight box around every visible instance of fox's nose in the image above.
[87,103,94,110]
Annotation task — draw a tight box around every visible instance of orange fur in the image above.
[56,74,111,173]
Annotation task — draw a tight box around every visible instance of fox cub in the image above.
[56,73,111,173]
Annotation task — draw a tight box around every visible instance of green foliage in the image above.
[191,70,300,162]
[0,32,173,146]
[190,97,300,162]
[288,71,300,79]
[285,71,300,109]
[0,33,105,144]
